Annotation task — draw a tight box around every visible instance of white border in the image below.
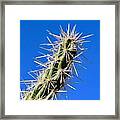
[5,5,115,115]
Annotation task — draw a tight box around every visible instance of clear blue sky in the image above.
[20,20,100,100]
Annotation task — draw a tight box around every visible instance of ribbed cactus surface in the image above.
[22,25,93,100]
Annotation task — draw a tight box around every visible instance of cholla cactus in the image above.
[21,24,93,100]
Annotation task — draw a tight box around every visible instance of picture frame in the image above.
[0,0,119,119]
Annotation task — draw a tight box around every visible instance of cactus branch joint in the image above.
[20,24,93,100]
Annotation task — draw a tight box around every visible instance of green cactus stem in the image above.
[22,24,93,100]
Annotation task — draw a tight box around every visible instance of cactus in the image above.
[21,24,93,100]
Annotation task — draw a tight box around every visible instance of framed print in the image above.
[0,0,119,119]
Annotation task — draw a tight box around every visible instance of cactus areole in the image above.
[23,25,93,100]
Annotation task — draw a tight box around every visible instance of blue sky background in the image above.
[20,20,100,100]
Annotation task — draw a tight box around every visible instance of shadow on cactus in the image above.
[20,24,93,100]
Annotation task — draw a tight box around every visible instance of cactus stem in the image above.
[21,24,93,100]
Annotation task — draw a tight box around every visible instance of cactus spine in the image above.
[22,24,93,100]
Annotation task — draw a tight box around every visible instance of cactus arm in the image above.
[22,25,93,100]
